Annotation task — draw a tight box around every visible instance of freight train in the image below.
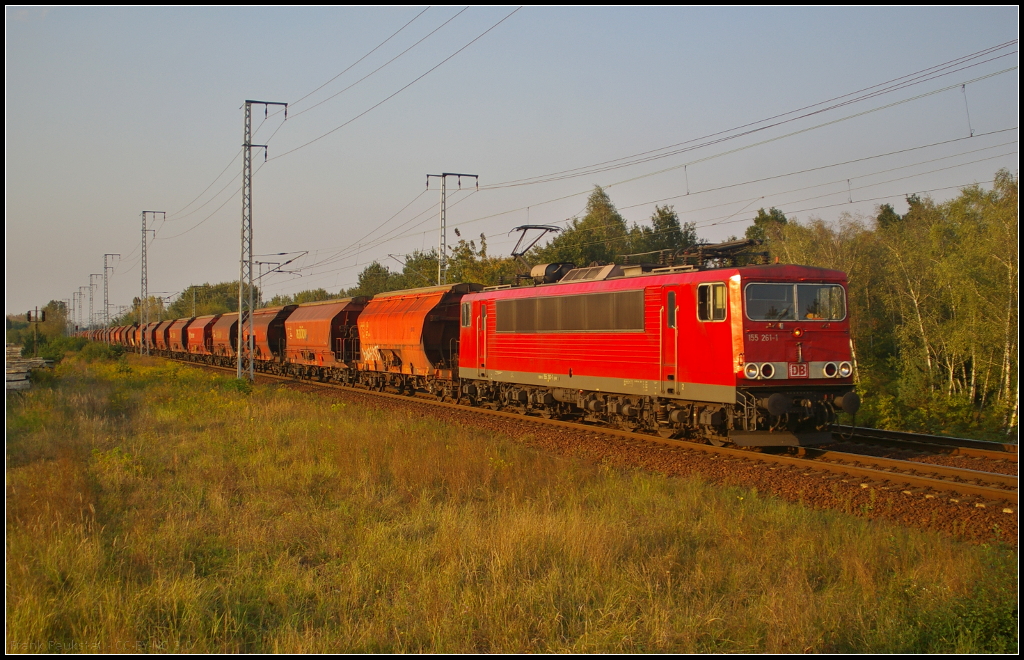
[89,242,860,447]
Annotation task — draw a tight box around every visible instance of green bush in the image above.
[29,336,88,362]
[79,342,126,362]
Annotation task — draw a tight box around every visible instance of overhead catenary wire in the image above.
[269,7,523,161]
[305,139,1018,272]
[289,6,431,109]
[140,39,1018,255]
[478,42,1018,190]
[162,9,431,223]
[146,7,519,262]
[618,127,1017,210]
[296,188,479,274]
[105,36,1016,306]
[167,113,270,220]
[288,7,468,120]
[154,39,1017,246]
[413,82,1022,238]
[489,144,1019,246]
[502,174,1010,257]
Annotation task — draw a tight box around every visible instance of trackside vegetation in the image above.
[6,351,1017,653]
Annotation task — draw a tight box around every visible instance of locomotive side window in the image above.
[667,292,676,328]
[697,283,727,321]
[461,302,471,327]
[496,290,644,333]
[744,283,846,321]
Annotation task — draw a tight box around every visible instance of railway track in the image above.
[176,358,1018,510]
[833,425,1017,461]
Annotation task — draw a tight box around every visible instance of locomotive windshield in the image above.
[744,283,846,321]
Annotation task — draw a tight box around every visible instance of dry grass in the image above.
[6,354,1018,653]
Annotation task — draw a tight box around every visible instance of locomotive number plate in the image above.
[788,363,808,378]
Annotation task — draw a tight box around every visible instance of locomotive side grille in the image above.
[536,297,560,332]
[561,294,586,329]
[496,290,644,333]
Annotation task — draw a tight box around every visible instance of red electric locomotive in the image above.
[456,255,858,446]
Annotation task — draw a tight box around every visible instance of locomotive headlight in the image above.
[823,362,838,378]
[839,361,853,378]
[759,363,775,379]
[743,363,760,379]
[792,328,804,338]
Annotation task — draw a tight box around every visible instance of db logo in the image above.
[788,363,808,378]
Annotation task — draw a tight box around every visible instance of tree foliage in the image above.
[532,186,630,266]
[6,300,69,352]
[744,207,788,243]
[768,170,1018,437]
[532,188,697,267]
[266,288,334,307]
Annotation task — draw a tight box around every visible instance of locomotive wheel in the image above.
[656,428,677,439]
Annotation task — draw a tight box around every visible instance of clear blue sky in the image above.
[5,6,1018,316]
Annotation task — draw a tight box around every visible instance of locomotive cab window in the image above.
[744,283,846,321]
[796,284,846,320]
[697,283,727,321]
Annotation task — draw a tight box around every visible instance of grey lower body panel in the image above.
[729,430,833,447]
[459,367,736,404]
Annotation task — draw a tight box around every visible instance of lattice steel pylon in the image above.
[89,274,102,329]
[238,100,286,381]
[104,253,120,338]
[426,173,478,285]
[78,287,88,331]
[140,211,163,354]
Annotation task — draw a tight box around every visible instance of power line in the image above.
[269,7,523,161]
[512,145,1018,244]
[162,10,431,223]
[288,7,467,120]
[603,67,1017,190]
[166,112,269,220]
[426,71,1020,237]
[298,189,477,273]
[479,42,1017,190]
[689,154,1015,231]
[518,174,1009,255]
[618,127,1017,210]
[289,6,431,109]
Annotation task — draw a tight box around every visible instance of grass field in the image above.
[5,352,1018,653]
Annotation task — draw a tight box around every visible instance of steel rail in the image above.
[834,425,1017,460]
[172,358,1018,506]
[799,447,1018,488]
